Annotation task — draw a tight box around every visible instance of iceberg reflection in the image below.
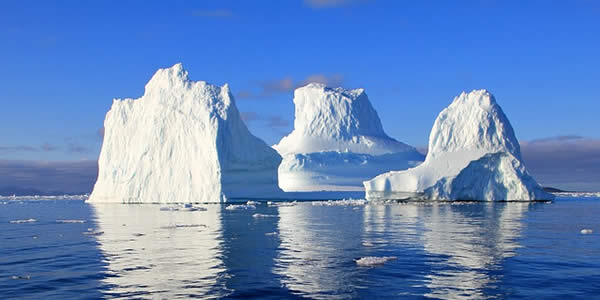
[420,202,530,299]
[91,204,226,299]
[275,203,365,299]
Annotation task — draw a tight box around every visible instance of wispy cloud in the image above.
[192,9,234,17]
[240,111,291,131]
[300,73,344,87]
[237,74,345,100]
[240,111,261,124]
[97,127,105,140]
[261,77,294,94]
[304,0,366,8]
[0,144,60,154]
[520,135,600,191]
[266,116,290,128]
[0,160,98,195]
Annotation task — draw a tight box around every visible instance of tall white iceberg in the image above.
[88,63,282,203]
[364,89,554,201]
[274,83,424,191]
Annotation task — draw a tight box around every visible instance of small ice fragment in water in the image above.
[355,256,397,267]
[268,201,297,207]
[246,200,259,205]
[225,204,256,210]
[253,213,276,218]
[11,275,30,280]
[9,218,36,224]
[83,230,104,236]
[265,232,278,236]
[581,229,593,234]
[56,219,86,223]
[312,199,367,206]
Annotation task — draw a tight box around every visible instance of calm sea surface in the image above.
[1,196,599,299]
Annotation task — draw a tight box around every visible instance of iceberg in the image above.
[364,89,554,201]
[274,83,424,191]
[88,63,282,203]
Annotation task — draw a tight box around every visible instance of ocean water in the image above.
[1,196,599,299]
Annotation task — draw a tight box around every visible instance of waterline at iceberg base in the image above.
[88,64,551,203]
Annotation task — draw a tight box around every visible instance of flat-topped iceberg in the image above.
[274,83,424,192]
[364,89,554,201]
[88,63,282,203]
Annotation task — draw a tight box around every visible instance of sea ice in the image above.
[56,220,86,223]
[252,213,277,218]
[9,218,37,224]
[355,256,397,267]
[225,204,256,210]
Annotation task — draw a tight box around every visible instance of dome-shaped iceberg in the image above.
[364,89,553,201]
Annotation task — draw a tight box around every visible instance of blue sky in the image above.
[1,0,599,191]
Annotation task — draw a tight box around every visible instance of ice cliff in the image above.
[364,89,554,201]
[88,63,282,203]
[274,83,424,191]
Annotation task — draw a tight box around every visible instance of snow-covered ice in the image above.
[225,204,256,210]
[88,63,282,203]
[311,199,367,206]
[56,219,86,224]
[355,256,397,267]
[252,213,277,218]
[364,90,554,201]
[9,218,37,224]
[274,83,424,192]
[580,229,593,234]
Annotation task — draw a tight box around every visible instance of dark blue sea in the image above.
[1,196,599,299]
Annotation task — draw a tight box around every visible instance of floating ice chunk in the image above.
[246,200,260,205]
[9,218,37,224]
[160,204,207,211]
[267,201,297,207]
[252,213,277,218]
[556,192,600,198]
[83,229,104,236]
[355,256,397,267]
[56,219,86,223]
[311,199,367,206]
[11,275,31,280]
[225,204,256,210]
[581,229,593,234]
[265,232,278,236]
